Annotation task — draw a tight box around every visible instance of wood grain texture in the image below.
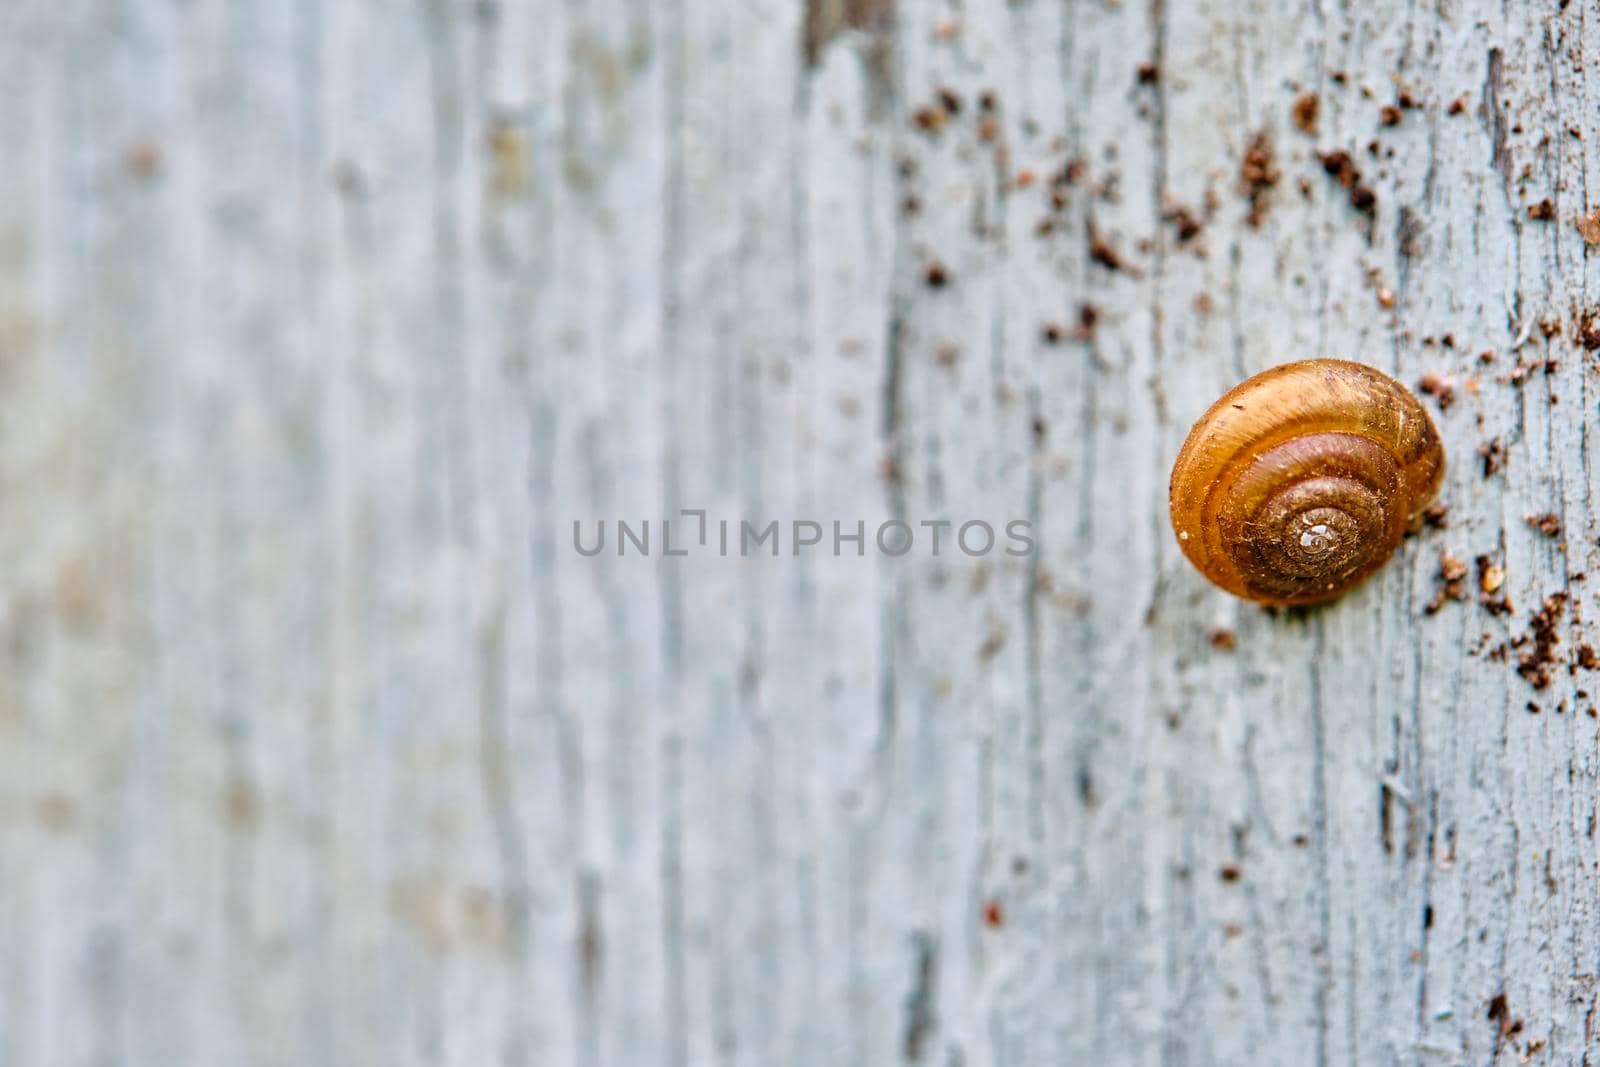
[2,0,1598,1064]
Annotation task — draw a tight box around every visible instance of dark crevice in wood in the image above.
[902,930,939,1062]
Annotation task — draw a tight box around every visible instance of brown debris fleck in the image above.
[1240,131,1280,227]
[1477,557,1512,617]
[1207,627,1237,652]
[1417,372,1455,410]
[1320,149,1360,188]
[1578,209,1600,247]
[1479,559,1505,595]
[1504,355,1559,386]
[1480,600,1513,622]
[1291,91,1320,134]
[1515,593,1567,689]
[1088,227,1127,272]
[1581,313,1600,351]
[1073,304,1099,341]
[1218,863,1242,883]
[1165,204,1204,243]
[1379,104,1403,127]
[1524,512,1562,538]
[1055,158,1087,189]
[1487,993,1514,1036]
[1137,62,1160,85]
[1477,437,1505,478]
[924,260,950,288]
[1528,198,1556,221]
[1427,551,1470,614]
[1422,503,1450,529]
[1317,149,1377,211]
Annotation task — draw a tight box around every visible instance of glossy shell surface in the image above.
[1169,359,1445,606]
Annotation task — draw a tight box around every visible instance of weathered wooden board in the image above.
[2,0,1599,1063]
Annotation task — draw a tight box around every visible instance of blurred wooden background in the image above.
[2,0,1598,1063]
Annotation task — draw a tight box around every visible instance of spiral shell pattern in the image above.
[1169,360,1445,606]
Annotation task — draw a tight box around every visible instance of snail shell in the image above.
[1169,359,1445,606]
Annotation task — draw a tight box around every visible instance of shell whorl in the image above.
[1169,360,1445,606]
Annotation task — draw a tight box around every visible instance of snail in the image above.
[1169,359,1445,606]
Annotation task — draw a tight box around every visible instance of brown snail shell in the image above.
[1169,359,1445,606]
